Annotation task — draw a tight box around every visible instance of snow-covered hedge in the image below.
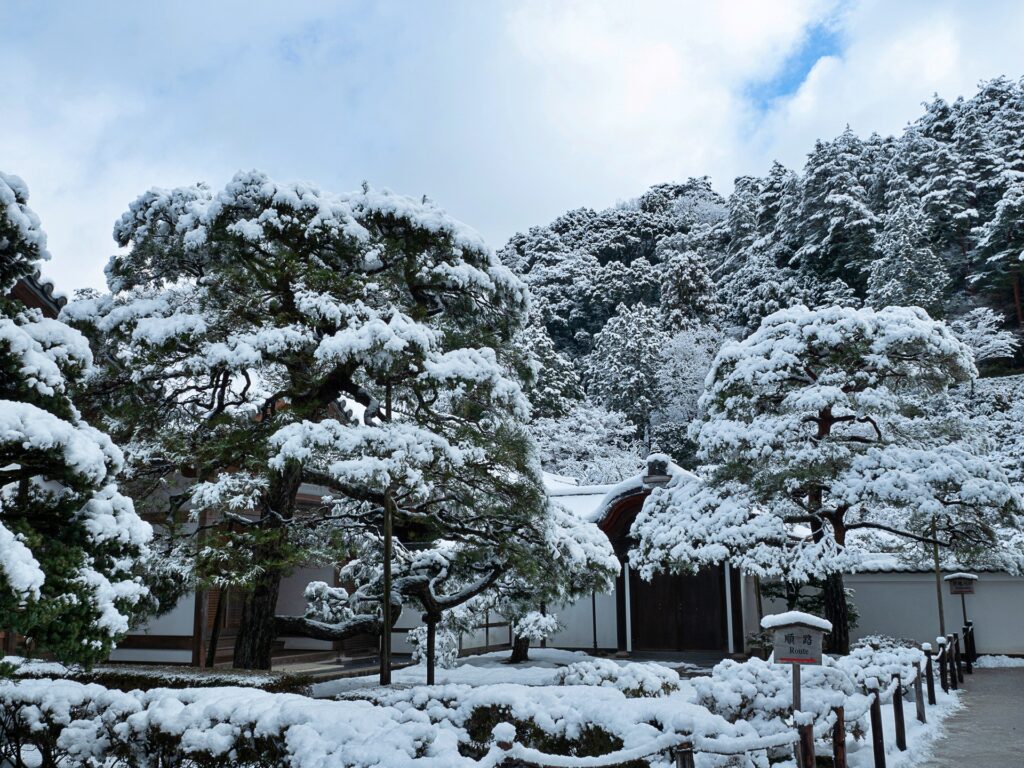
[838,635,926,699]
[0,676,739,767]
[694,656,868,750]
[3,656,312,694]
[551,658,680,698]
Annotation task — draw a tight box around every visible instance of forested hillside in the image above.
[504,76,1024,479]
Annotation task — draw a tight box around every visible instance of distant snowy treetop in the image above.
[1,171,50,292]
[760,611,833,632]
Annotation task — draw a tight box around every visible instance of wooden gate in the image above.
[628,566,728,651]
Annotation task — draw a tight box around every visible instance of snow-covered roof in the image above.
[543,460,699,527]
[543,473,615,524]
[943,572,979,581]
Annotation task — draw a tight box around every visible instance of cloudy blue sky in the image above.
[4,0,1024,290]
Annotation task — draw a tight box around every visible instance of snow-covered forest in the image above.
[512,78,1024,474]
[3,63,1024,767]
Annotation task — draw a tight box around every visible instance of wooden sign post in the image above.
[944,572,977,623]
[761,612,832,768]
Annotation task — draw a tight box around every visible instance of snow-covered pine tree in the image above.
[584,303,668,444]
[630,305,1022,653]
[515,312,584,419]
[651,323,724,466]
[866,184,950,313]
[67,171,545,669]
[0,172,152,665]
[949,307,1020,364]
[495,500,619,664]
[530,402,642,485]
[973,178,1024,326]
[954,101,1005,225]
[796,128,880,296]
[656,235,721,331]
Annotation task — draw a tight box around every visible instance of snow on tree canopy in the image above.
[760,611,833,632]
[1,171,152,665]
[66,169,547,669]
[630,304,1023,651]
[0,171,50,293]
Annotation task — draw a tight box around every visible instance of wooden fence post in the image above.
[937,638,949,693]
[924,645,936,705]
[950,630,958,684]
[913,662,926,724]
[674,745,695,768]
[833,705,848,768]
[798,723,815,768]
[962,626,973,674]
[949,635,960,689]
[869,681,887,768]
[893,675,907,751]
[966,620,977,662]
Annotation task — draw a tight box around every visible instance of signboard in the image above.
[948,578,975,595]
[773,628,823,665]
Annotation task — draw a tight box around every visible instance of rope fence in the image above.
[481,632,974,768]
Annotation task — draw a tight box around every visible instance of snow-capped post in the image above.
[761,611,830,768]
[923,642,937,704]
[893,673,907,751]
[867,677,886,768]
[833,705,847,768]
[913,661,927,723]
[673,744,695,768]
[937,636,950,692]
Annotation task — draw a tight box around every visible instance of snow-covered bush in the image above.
[514,611,559,642]
[0,674,742,767]
[693,657,867,745]
[552,658,680,698]
[408,625,460,670]
[3,656,311,693]
[950,307,1020,364]
[838,637,926,698]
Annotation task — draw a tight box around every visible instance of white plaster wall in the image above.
[546,591,618,649]
[132,590,196,636]
[762,572,1024,655]
[275,566,335,650]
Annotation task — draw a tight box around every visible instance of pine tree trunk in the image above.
[232,571,282,669]
[426,616,437,685]
[509,635,531,664]
[231,462,302,670]
[822,572,850,654]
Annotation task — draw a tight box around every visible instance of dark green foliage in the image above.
[460,705,647,767]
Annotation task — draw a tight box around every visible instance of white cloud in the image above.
[2,0,1024,292]
[751,0,1024,173]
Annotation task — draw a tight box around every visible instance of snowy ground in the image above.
[973,654,1024,668]
[312,648,705,697]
